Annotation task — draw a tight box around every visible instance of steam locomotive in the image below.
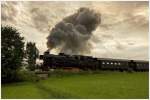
[39,51,149,72]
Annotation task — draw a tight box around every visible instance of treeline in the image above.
[2,25,39,83]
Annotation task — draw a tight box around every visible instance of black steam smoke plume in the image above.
[47,7,101,55]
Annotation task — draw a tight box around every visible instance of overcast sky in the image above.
[1,1,149,60]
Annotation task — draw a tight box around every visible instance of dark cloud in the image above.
[128,42,135,46]
[115,42,124,50]
[101,34,114,39]
[1,2,18,23]
[30,7,49,33]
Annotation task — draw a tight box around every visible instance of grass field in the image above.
[1,71,149,99]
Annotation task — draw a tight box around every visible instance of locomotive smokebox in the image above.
[39,55,43,59]
[40,50,50,60]
[44,51,50,55]
[44,49,50,55]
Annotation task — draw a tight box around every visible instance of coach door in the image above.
[128,60,136,70]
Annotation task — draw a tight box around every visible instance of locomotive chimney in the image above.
[44,49,50,55]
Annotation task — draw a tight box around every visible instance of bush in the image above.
[17,70,39,82]
[47,69,93,77]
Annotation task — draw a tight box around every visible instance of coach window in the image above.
[138,64,141,66]
[111,62,113,65]
[118,62,121,65]
[102,62,105,64]
[107,62,109,64]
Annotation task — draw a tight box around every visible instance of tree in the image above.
[26,42,39,71]
[2,26,24,83]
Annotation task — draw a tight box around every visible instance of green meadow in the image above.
[2,71,149,99]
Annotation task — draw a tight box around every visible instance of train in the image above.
[39,51,149,72]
